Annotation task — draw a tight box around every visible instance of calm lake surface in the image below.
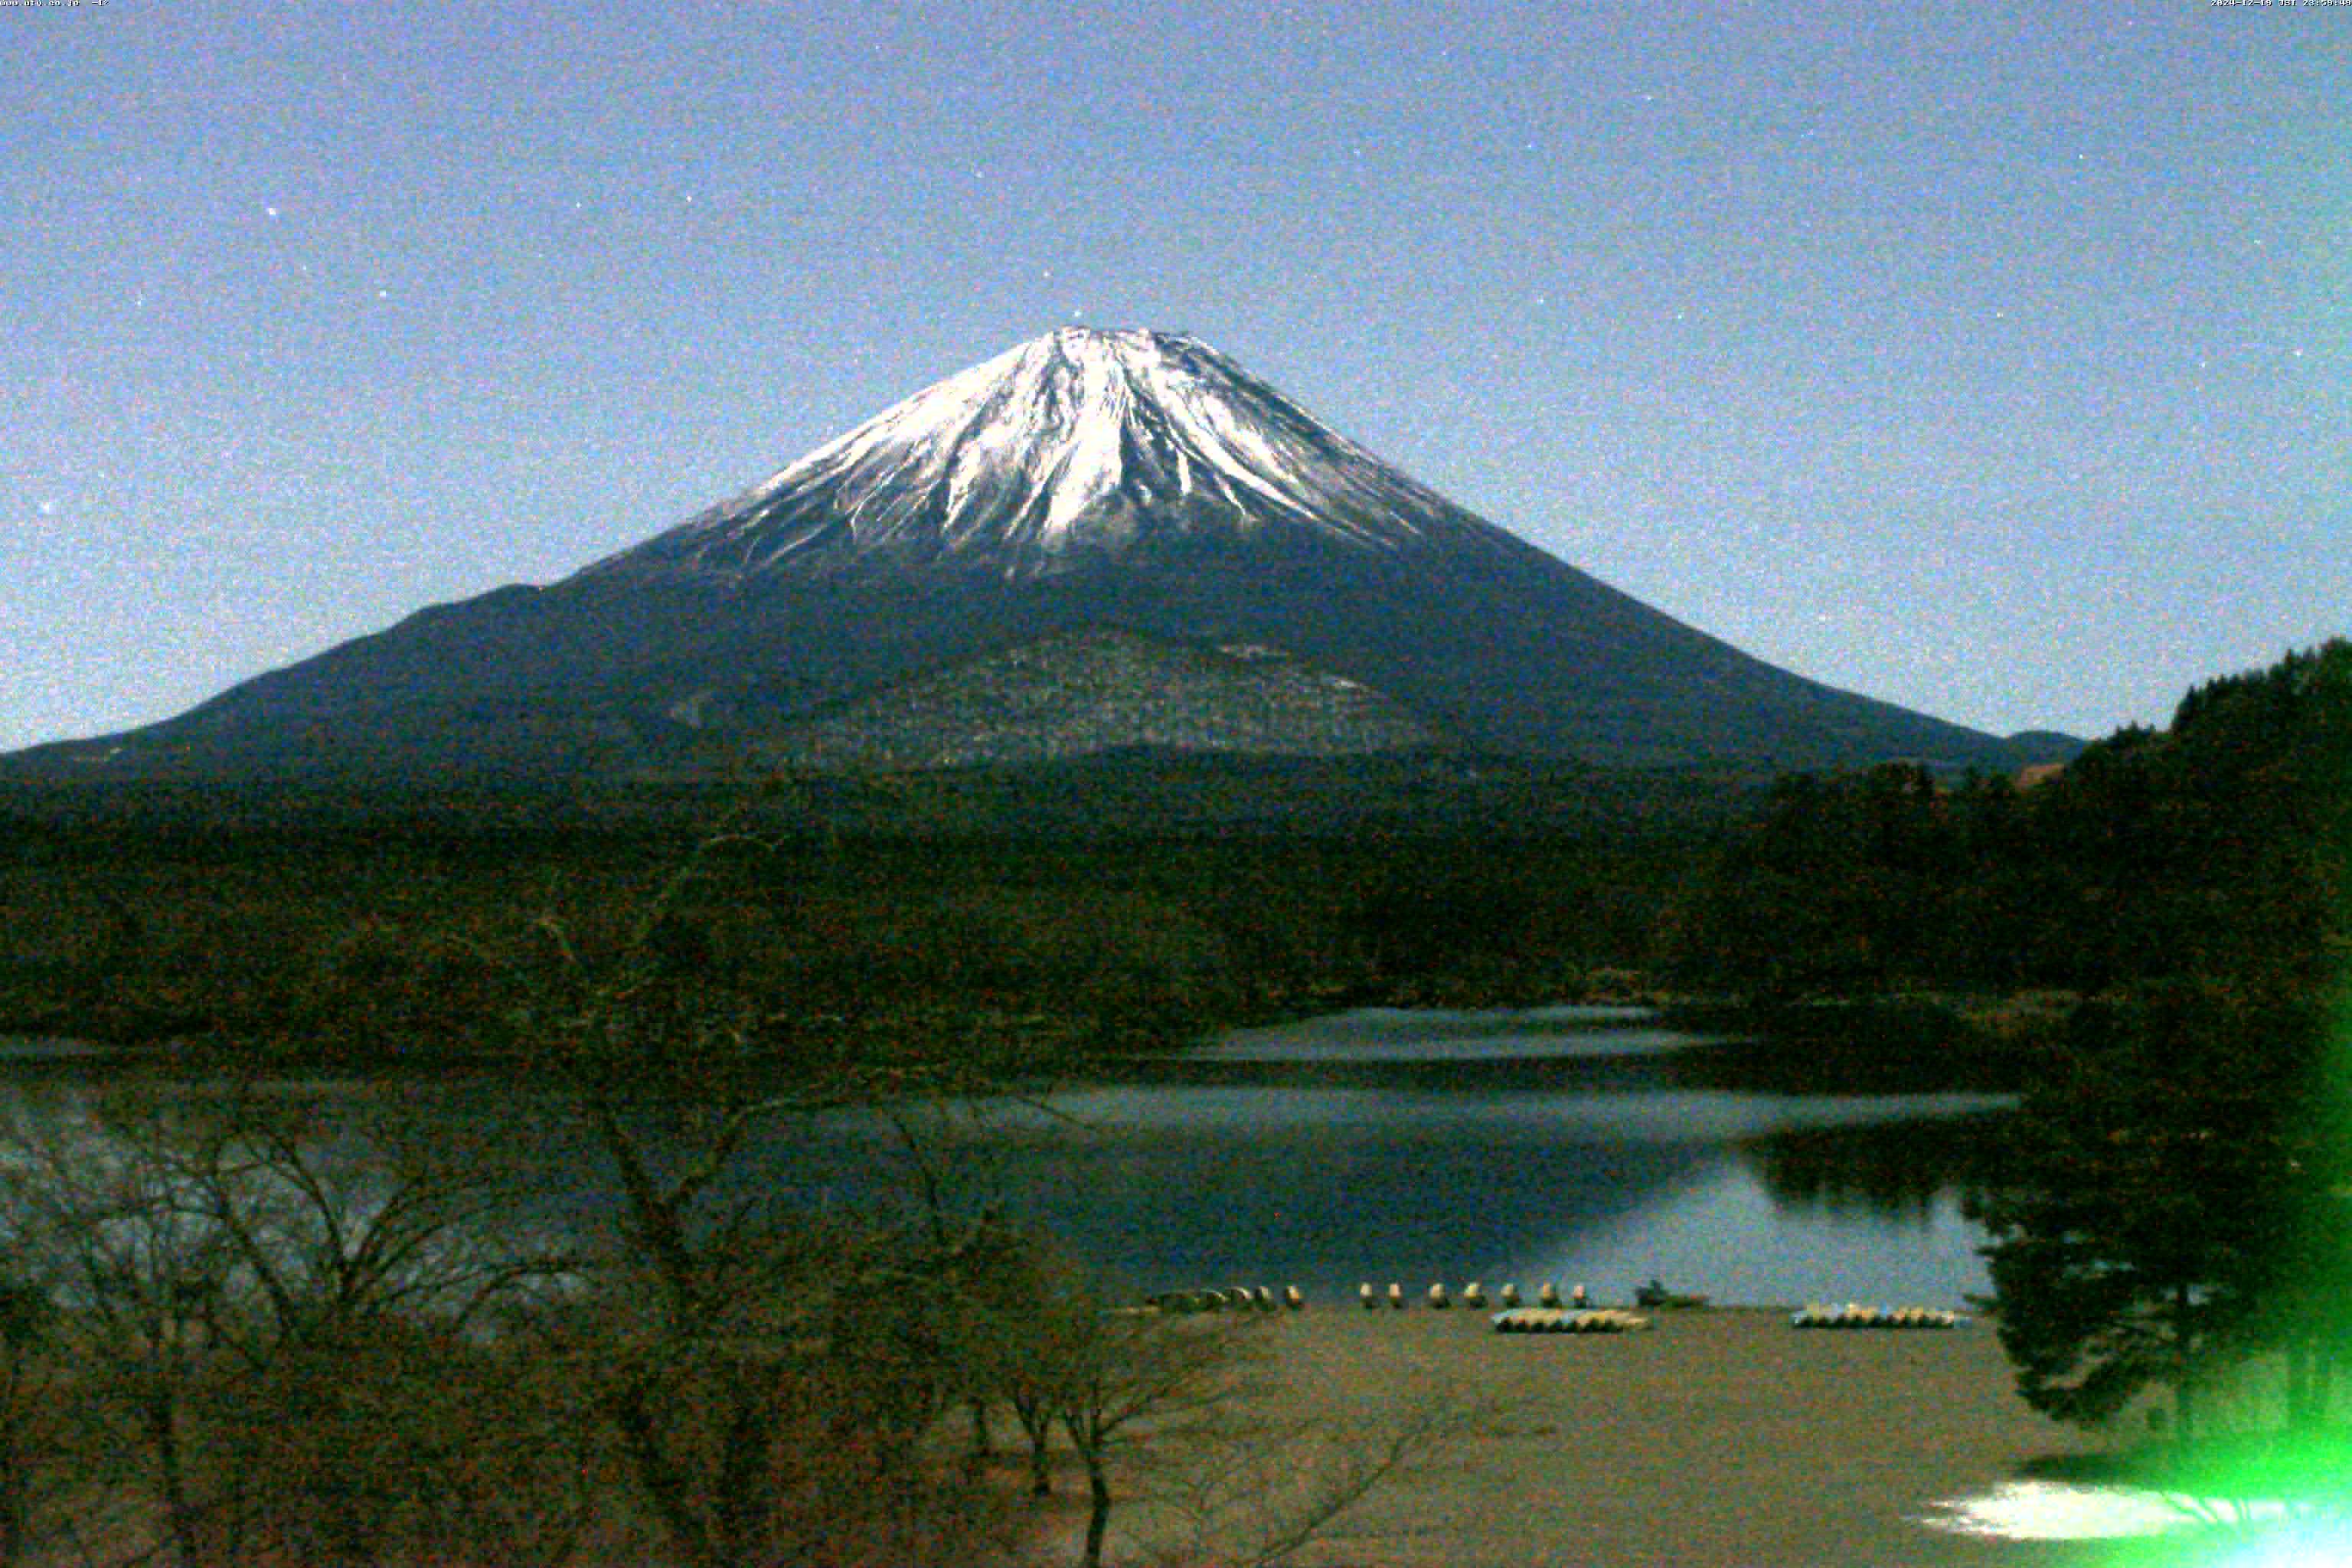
[2,1007,2011,1308]
[887,1006,2013,1306]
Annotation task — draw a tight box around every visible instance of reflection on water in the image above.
[1737,1113,2014,1225]
[0,1007,2018,1306]
[1528,1161,1994,1310]
[1200,1004,1697,1062]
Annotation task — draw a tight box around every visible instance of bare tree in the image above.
[1146,1387,1481,1568]
[514,837,825,1568]
[1048,1288,1262,1568]
[946,1224,1066,1498]
[509,831,1036,1568]
[978,1257,1473,1568]
[0,1090,246,1566]
[0,1084,574,1567]
[0,1274,60,1567]
[501,825,1452,1568]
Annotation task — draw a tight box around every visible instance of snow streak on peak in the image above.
[591,328,1518,580]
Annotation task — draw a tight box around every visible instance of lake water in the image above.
[813,1006,2014,1307]
[0,1006,2014,1308]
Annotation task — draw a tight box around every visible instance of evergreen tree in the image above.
[1969,985,2318,1438]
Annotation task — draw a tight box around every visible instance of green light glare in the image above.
[2169,761,2352,1566]
[2161,720,2352,1568]
[2082,691,2352,1566]
[2200,1515,2352,1568]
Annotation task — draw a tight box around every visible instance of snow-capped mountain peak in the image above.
[7,327,2067,782]
[590,328,1508,579]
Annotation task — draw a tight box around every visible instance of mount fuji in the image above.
[13,328,2065,781]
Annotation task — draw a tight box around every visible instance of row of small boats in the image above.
[1789,1304,1965,1330]
[1360,1282,1587,1310]
[1148,1286,1304,1313]
[1489,1307,1651,1334]
[1140,1289,1968,1331]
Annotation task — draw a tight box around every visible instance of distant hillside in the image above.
[756,629,1432,772]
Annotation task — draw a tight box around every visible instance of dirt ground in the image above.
[1094,1305,2132,1568]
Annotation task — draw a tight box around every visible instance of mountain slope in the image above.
[8,328,2066,781]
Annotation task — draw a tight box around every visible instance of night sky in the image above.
[6,0,2345,753]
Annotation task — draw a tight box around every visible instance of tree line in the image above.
[1955,642,2347,1504]
[0,773,1733,1074]
[1672,639,2348,1004]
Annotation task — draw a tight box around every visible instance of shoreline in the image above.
[1104,1305,2123,1567]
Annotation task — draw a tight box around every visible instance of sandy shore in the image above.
[1098,1305,2124,1568]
